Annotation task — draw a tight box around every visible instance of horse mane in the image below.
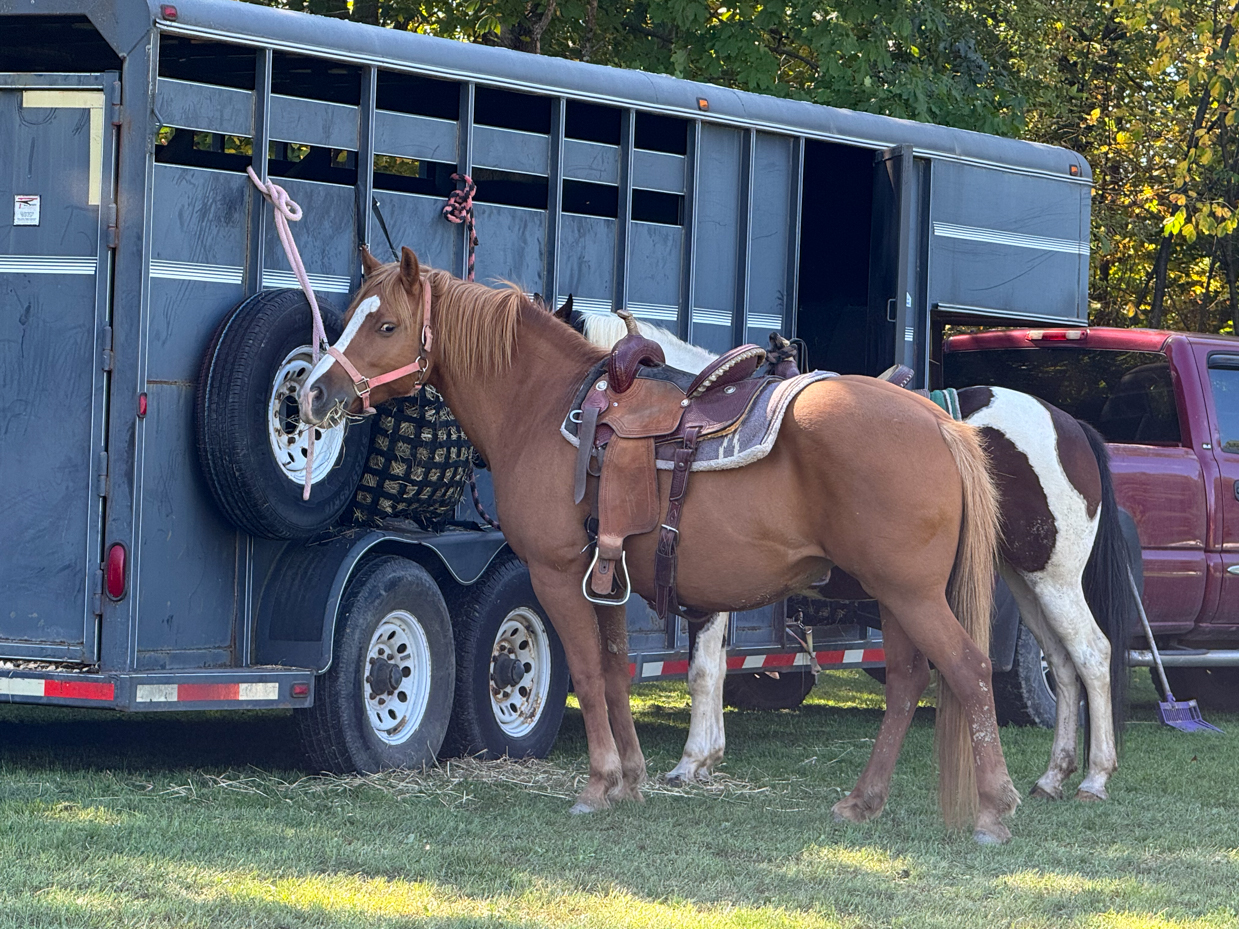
[580,313,716,374]
[357,262,604,380]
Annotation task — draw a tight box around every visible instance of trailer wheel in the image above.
[298,556,454,773]
[992,623,1057,728]
[441,558,569,759]
[196,289,370,540]
[723,670,815,710]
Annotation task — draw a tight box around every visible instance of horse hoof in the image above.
[664,765,710,786]
[831,798,877,824]
[1029,785,1062,801]
[1075,788,1106,802]
[973,826,1011,845]
[568,802,595,815]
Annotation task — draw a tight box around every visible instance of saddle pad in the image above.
[561,370,837,472]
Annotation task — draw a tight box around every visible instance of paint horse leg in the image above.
[666,613,728,784]
[832,611,930,822]
[596,603,646,800]
[526,565,627,813]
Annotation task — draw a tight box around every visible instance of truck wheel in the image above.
[441,558,569,759]
[1157,667,1239,713]
[723,670,816,710]
[992,622,1057,728]
[196,289,370,540]
[298,556,454,773]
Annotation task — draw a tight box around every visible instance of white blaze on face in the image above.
[301,295,381,407]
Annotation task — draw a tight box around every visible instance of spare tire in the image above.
[196,289,370,539]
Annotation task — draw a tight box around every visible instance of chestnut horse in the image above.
[301,247,1019,842]
[568,309,1132,803]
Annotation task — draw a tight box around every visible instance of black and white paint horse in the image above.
[558,304,1133,803]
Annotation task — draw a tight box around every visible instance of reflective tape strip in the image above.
[0,677,114,700]
[262,268,352,293]
[747,313,782,330]
[0,255,98,275]
[933,221,1089,256]
[150,259,243,285]
[136,682,280,703]
[640,661,664,679]
[692,308,732,327]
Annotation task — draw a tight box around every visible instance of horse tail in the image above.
[1079,420,1133,746]
[935,417,1002,829]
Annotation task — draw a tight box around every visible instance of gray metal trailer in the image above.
[0,0,1091,769]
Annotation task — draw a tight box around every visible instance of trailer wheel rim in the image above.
[364,610,433,745]
[489,607,552,739]
[267,346,346,486]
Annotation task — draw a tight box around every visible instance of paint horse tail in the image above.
[1079,420,1134,748]
[935,417,1002,829]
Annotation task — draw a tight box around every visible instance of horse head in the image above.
[301,245,433,425]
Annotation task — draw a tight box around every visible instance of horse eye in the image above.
[378,322,397,334]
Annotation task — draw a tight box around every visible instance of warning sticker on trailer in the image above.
[14,195,40,226]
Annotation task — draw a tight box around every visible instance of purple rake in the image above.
[1131,570,1223,733]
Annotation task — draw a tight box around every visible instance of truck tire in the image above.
[723,670,816,710]
[992,622,1058,728]
[196,289,370,540]
[1157,668,1239,713]
[441,557,569,759]
[298,556,455,773]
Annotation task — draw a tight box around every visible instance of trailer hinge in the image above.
[105,203,118,250]
[109,80,122,127]
[92,568,104,616]
[101,326,113,372]
[97,451,108,497]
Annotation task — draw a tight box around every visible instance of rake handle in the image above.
[1130,567,1176,702]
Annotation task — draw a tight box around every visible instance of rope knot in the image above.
[443,173,479,281]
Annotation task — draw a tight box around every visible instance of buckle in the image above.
[582,548,631,606]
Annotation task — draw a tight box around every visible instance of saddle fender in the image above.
[255,529,509,673]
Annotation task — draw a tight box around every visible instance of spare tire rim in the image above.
[364,610,433,745]
[489,607,552,739]
[268,346,347,485]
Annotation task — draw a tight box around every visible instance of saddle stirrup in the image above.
[582,548,631,606]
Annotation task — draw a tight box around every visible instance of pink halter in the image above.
[329,276,434,415]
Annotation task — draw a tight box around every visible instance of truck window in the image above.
[1207,354,1239,453]
[944,348,1181,445]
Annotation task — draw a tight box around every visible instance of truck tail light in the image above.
[1027,329,1087,341]
[105,543,127,599]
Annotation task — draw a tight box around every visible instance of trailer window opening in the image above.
[945,348,1182,445]
[154,127,253,172]
[565,101,620,145]
[631,190,682,226]
[635,112,688,155]
[471,168,549,211]
[475,86,551,134]
[271,52,361,105]
[795,141,875,375]
[268,142,358,185]
[563,180,618,218]
[158,35,255,90]
[0,15,122,72]
[373,156,458,197]
[376,71,460,121]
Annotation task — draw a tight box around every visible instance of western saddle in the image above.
[572,312,793,619]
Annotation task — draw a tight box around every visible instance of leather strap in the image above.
[573,405,599,504]
[654,424,701,620]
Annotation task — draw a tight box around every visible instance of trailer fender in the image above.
[990,576,1021,674]
[255,529,509,673]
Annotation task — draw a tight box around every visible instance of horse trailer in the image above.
[0,0,1092,768]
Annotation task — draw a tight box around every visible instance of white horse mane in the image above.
[578,313,717,374]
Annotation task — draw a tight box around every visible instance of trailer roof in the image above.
[6,0,1091,184]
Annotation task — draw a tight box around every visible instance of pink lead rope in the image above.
[247,167,329,501]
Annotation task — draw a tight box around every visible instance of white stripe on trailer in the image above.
[136,684,179,702]
[239,682,279,700]
[0,678,44,697]
[641,661,664,678]
[741,655,765,669]
[843,649,864,664]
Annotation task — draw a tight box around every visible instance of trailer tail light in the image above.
[291,683,310,698]
[138,392,147,418]
[160,4,178,20]
[105,543,127,600]
[1027,329,1086,341]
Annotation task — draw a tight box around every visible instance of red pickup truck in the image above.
[944,327,1239,716]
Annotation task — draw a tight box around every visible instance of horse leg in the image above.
[1001,569,1083,800]
[890,595,1019,844]
[667,613,728,784]
[1014,571,1117,801]
[595,603,646,801]
[526,566,624,813]
[832,612,930,823]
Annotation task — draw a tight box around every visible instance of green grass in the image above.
[1,670,1236,928]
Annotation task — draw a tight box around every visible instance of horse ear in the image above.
[360,244,383,276]
[399,246,421,291]
[554,294,574,324]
